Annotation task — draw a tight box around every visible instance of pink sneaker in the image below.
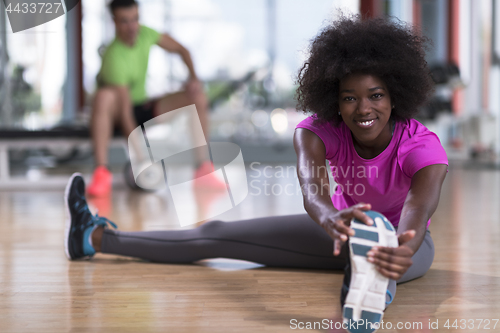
[193,161,227,190]
[87,166,112,197]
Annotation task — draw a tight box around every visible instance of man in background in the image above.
[88,0,221,196]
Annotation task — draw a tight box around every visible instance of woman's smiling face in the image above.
[338,73,393,152]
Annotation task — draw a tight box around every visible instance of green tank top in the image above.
[97,25,160,105]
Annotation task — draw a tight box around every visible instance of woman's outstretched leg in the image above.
[66,173,347,270]
[97,215,347,269]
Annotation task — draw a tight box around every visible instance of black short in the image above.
[133,100,157,126]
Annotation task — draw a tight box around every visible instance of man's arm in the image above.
[156,33,197,79]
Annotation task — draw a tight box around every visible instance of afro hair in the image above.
[296,15,434,125]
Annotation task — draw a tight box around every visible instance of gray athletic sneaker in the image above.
[342,210,398,333]
[64,173,117,260]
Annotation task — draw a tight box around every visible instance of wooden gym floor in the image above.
[0,163,499,332]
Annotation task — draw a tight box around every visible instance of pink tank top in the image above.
[296,117,448,227]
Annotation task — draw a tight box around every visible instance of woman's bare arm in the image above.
[293,128,374,255]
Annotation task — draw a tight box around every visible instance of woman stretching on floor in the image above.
[65,16,447,332]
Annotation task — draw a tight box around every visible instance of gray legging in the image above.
[102,214,434,301]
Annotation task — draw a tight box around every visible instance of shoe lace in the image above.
[74,195,117,231]
[85,213,117,230]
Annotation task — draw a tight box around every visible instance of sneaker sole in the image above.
[64,172,82,260]
[343,212,398,333]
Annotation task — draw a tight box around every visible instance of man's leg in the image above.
[154,90,210,165]
[91,86,138,166]
[152,88,226,189]
[89,87,138,196]
[155,88,209,137]
[90,87,120,167]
